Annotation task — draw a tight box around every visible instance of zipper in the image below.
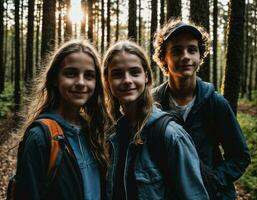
[76,130,86,160]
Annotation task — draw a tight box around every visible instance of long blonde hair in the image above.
[103,40,154,145]
[20,40,111,175]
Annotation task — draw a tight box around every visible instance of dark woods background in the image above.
[0,0,257,199]
[0,0,256,116]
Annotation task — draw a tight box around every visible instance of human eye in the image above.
[130,67,142,77]
[188,46,199,54]
[63,68,77,78]
[170,47,182,56]
[110,69,123,79]
[84,70,96,80]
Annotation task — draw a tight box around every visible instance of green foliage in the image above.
[236,111,257,199]
[240,90,257,105]
[0,82,14,119]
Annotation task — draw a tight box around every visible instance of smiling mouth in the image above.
[178,65,195,70]
[181,64,194,67]
[119,88,136,92]
[71,91,88,95]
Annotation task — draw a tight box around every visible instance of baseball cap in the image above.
[164,22,203,41]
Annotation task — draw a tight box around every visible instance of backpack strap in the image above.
[147,114,174,182]
[36,118,65,179]
[7,119,66,200]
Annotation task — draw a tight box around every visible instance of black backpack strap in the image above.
[147,114,174,182]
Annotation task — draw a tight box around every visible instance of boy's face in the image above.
[164,32,201,79]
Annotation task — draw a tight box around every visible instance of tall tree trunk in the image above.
[254,4,257,90]
[64,0,72,41]
[3,0,8,88]
[106,0,111,47]
[115,0,119,42]
[25,0,35,87]
[241,1,249,98]
[20,0,25,80]
[88,0,93,41]
[14,0,21,112]
[223,0,245,115]
[128,0,137,40]
[220,6,228,89]
[41,0,56,62]
[101,0,105,54]
[167,0,182,19]
[58,0,63,44]
[11,34,14,83]
[247,52,253,100]
[94,2,100,48]
[81,0,86,37]
[190,0,210,82]
[213,0,218,89]
[248,2,256,100]
[35,2,42,72]
[150,0,158,83]
[160,0,165,25]
[138,0,141,44]
[159,0,165,84]
[0,0,4,93]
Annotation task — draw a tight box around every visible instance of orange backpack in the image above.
[6,118,65,200]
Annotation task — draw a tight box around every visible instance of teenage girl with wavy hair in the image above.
[14,40,111,200]
[103,40,209,200]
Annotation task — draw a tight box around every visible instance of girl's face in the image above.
[56,52,96,111]
[107,52,148,108]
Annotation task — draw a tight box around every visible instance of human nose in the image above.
[76,74,85,85]
[181,50,190,60]
[123,72,132,83]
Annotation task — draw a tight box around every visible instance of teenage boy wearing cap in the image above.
[152,19,250,200]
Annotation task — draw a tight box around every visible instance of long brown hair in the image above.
[103,40,154,145]
[20,40,111,175]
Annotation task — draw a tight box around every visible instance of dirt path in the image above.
[238,103,257,117]
[0,133,18,199]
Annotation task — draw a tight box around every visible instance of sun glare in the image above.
[69,0,84,24]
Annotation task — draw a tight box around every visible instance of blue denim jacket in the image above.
[15,111,101,200]
[106,107,209,200]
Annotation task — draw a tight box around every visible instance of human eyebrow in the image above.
[188,45,198,49]
[62,67,78,77]
[110,68,123,77]
[169,46,183,54]
[188,45,199,53]
[129,66,143,72]
[62,66,78,71]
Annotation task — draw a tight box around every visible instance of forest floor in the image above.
[0,103,256,199]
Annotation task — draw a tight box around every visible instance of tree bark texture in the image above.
[223,0,245,114]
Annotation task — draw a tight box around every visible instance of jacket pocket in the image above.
[135,167,167,200]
